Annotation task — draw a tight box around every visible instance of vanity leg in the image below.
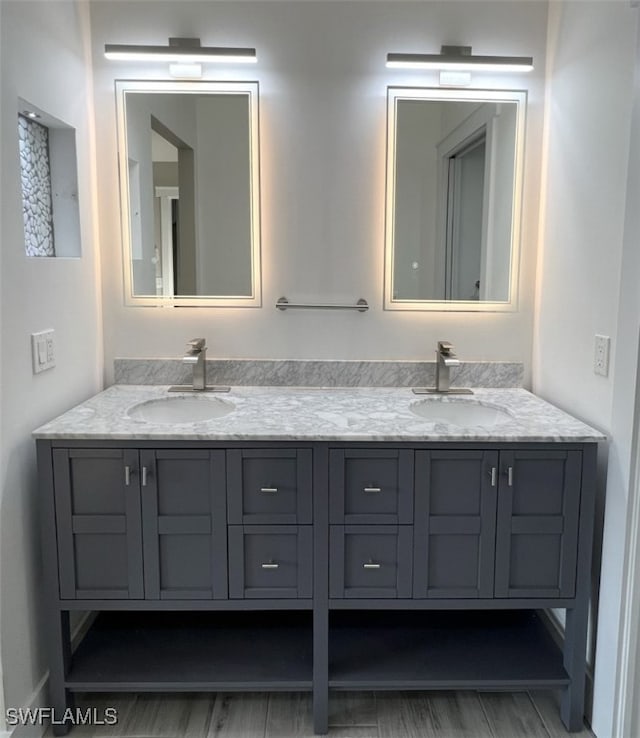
[561,445,597,732]
[313,607,329,735]
[48,610,74,736]
[313,444,329,735]
[561,604,589,732]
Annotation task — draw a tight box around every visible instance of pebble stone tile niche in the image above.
[17,104,82,259]
[19,113,55,257]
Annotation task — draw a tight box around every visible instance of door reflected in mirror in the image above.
[116,81,261,307]
[384,88,526,311]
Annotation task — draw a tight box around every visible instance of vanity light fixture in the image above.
[386,45,533,73]
[104,37,257,65]
[22,110,41,120]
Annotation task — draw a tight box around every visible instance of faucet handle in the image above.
[187,338,206,350]
[438,340,455,355]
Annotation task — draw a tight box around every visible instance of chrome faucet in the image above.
[168,338,230,393]
[435,341,460,393]
[412,340,473,395]
[183,338,207,391]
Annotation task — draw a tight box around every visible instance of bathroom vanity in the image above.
[34,386,603,735]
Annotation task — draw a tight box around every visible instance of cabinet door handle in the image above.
[124,465,131,486]
[363,486,382,493]
[260,487,278,494]
[141,466,148,487]
[261,561,279,569]
[507,466,514,487]
[363,561,381,569]
[489,467,497,487]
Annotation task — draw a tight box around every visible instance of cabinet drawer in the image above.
[330,450,413,524]
[229,525,312,599]
[227,450,312,524]
[330,525,413,598]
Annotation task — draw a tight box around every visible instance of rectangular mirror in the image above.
[384,87,526,311]
[116,80,261,307]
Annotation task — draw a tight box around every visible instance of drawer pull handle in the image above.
[124,465,131,486]
[489,467,497,487]
[363,486,382,493]
[261,561,279,569]
[260,487,278,494]
[363,561,381,569]
[141,466,148,487]
[507,466,514,487]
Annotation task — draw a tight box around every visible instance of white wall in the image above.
[532,1,638,734]
[595,12,640,738]
[0,0,102,726]
[89,0,547,384]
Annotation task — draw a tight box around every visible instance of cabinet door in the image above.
[329,449,413,524]
[494,450,581,598]
[413,450,498,598]
[140,450,227,600]
[53,448,143,599]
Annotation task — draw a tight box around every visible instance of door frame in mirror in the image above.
[383,87,526,312]
[115,79,262,307]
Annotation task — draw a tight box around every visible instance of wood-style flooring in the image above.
[44,691,595,737]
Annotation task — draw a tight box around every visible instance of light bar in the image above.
[104,38,256,64]
[386,45,533,73]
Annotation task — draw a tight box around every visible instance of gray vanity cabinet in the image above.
[139,450,228,600]
[39,439,597,736]
[227,449,313,598]
[413,450,498,598]
[228,525,313,598]
[412,449,582,599]
[329,449,414,598]
[494,449,582,598]
[329,525,413,598]
[52,448,228,600]
[53,448,144,599]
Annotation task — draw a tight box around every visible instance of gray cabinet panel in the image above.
[413,451,497,599]
[330,525,413,598]
[494,450,581,598]
[229,525,313,599]
[140,450,227,600]
[53,448,144,600]
[329,450,413,524]
[227,449,313,524]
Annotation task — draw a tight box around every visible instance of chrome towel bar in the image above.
[276,296,369,312]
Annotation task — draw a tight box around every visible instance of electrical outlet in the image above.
[31,329,55,374]
[594,334,610,377]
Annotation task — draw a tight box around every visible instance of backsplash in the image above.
[114,359,524,388]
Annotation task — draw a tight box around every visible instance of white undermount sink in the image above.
[410,398,514,427]
[127,395,234,424]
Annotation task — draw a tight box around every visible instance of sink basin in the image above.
[127,395,234,424]
[410,399,514,427]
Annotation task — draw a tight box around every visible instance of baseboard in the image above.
[4,612,95,738]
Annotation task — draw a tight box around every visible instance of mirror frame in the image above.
[383,87,527,312]
[115,79,262,307]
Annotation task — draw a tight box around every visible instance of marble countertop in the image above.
[33,385,605,442]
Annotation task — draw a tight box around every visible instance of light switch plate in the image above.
[31,329,55,373]
[594,334,610,377]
